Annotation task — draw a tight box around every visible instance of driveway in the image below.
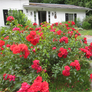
[85,35,92,44]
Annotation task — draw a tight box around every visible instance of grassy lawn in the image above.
[79,29,92,36]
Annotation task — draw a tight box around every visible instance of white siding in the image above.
[0,1,86,26]
[25,8,86,25]
[49,9,86,24]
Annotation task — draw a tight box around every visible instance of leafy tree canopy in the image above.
[29,0,92,9]
[29,0,92,15]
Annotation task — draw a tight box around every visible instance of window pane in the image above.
[26,9,28,13]
[48,11,50,23]
[34,11,36,23]
[68,14,73,21]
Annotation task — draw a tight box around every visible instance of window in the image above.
[65,13,77,22]
[54,12,57,19]
[26,9,28,13]
[30,12,33,15]
[34,11,36,23]
[48,11,50,23]
[3,10,8,25]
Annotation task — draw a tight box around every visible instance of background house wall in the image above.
[48,9,86,24]
[24,7,86,25]
[0,0,86,26]
[0,0,29,26]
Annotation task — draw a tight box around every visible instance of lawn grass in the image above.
[79,29,92,36]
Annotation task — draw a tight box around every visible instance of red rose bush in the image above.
[17,76,49,92]
[0,18,91,91]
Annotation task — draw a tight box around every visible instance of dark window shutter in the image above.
[74,13,77,23]
[65,13,68,21]
[3,10,8,25]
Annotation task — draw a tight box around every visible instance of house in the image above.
[0,0,91,26]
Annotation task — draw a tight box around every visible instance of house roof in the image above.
[23,2,92,10]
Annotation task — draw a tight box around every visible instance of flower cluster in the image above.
[29,27,34,31]
[59,36,68,43]
[80,48,92,58]
[52,47,56,50]
[83,37,87,44]
[88,43,92,53]
[68,31,73,37]
[12,27,20,31]
[68,21,75,26]
[17,24,23,27]
[0,40,5,47]
[58,47,68,58]
[17,76,49,92]
[10,44,30,58]
[0,40,5,50]
[53,38,58,42]
[6,16,14,22]
[90,74,92,79]
[56,30,63,35]
[6,44,11,47]
[4,36,9,40]
[70,60,80,71]
[71,21,75,26]
[17,82,30,92]
[31,60,43,73]
[33,23,37,26]
[26,31,39,45]
[3,73,16,81]
[62,65,70,76]
[74,30,81,39]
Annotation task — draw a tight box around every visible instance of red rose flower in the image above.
[41,81,49,92]
[90,74,92,79]
[33,23,37,26]
[10,44,17,51]
[34,76,42,83]
[7,16,14,22]
[29,82,42,92]
[52,47,56,50]
[13,46,20,54]
[59,37,68,44]
[0,40,5,47]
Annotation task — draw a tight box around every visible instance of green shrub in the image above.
[0,20,91,91]
[83,15,92,29]
[75,18,82,28]
[82,21,91,29]
[8,9,32,27]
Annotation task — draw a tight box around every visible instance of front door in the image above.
[38,11,46,25]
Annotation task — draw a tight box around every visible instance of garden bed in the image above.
[0,15,92,92]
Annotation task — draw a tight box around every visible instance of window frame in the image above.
[65,13,77,22]
[48,11,50,23]
[34,11,36,23]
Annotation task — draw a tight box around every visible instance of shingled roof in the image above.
[23,2,92,10]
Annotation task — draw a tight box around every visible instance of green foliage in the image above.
[30,0,65,3]
[82,21,91,29]
[8,9,32,27]
[0,20,91,91]
[83,16,92,29]
[79,29,92,36]
[75,18,82,28]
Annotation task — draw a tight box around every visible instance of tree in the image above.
[29,0,66,4]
